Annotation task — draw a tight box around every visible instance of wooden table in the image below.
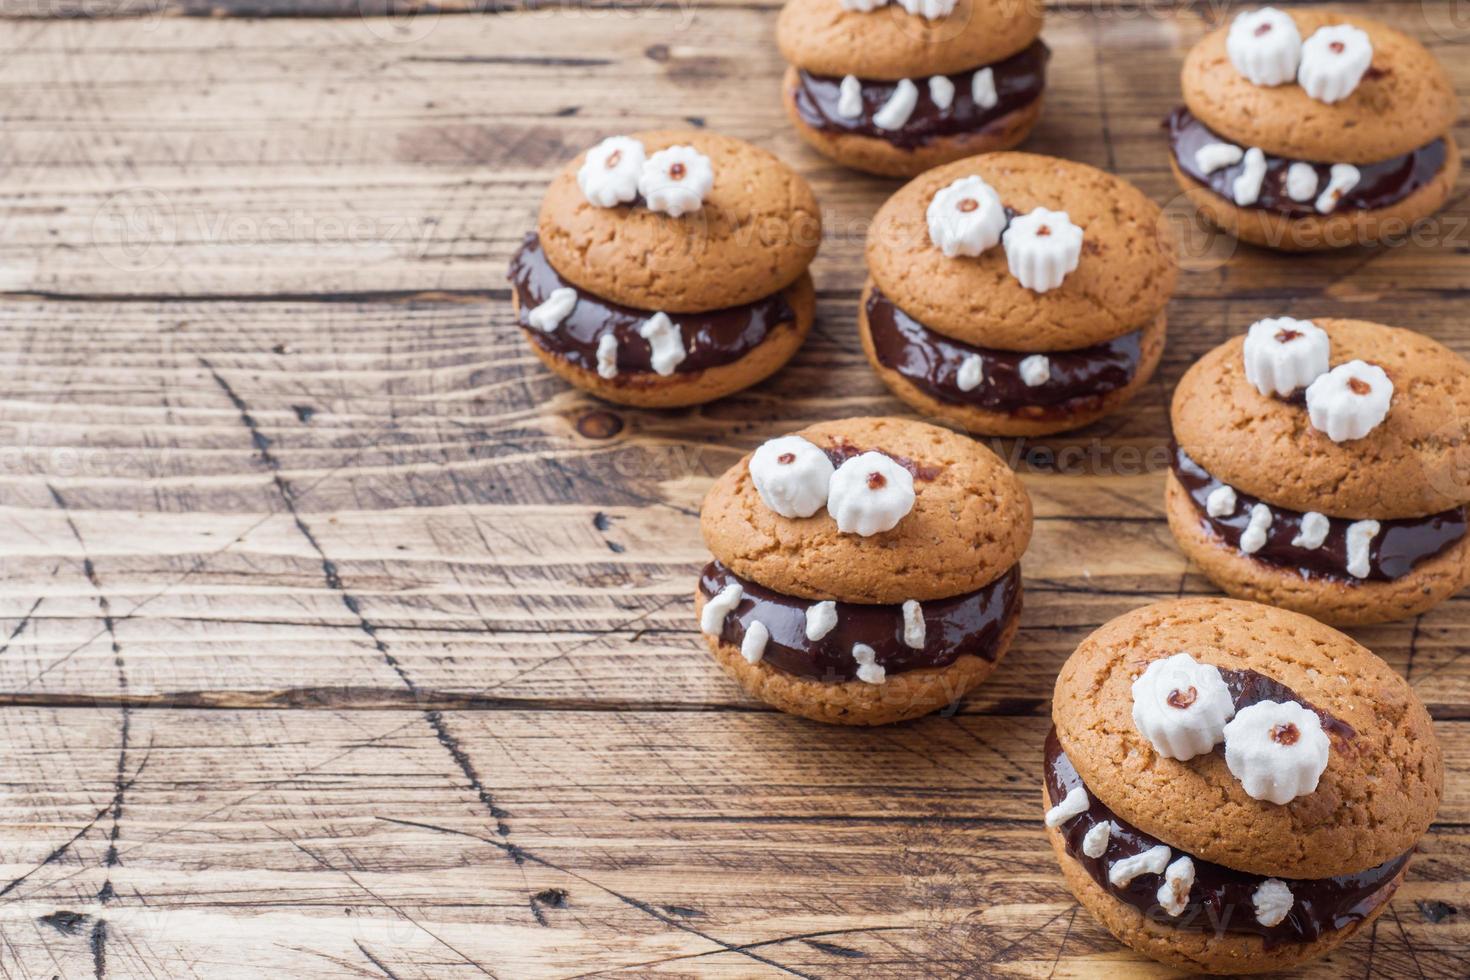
[1,1,1467,976]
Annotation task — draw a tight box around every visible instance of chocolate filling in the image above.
[866,286,1143,419]
[508,232,796,378]
[1167,106,1447,216]
[792,41,1049,150]
[698,561,1021,681]
[1173,446,1466,582]
[1045,730,1407,948]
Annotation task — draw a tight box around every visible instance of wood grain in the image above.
[1,1,1467,976]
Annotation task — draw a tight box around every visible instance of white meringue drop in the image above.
[638,145,714,218]
[1315,163,1361,214]
[1131,653,1236,761]
[1157,855,1196,917]
[852,643,886,684]
[1227,7,1303,86]
[577,136,646,208]
[1206,484,1238,518]
[1018,355,1051,387]
[873,79,919,131]
[1109,845,1171,888]
[827,452,916,537]
[1003,208,1084,293]
[928,75,955,111]
[1223,700,1330,804]
[1305,360,1393,442]
[1243,317,1330,397]
[806,601,838,641]
[971,67,997,109]
[902,600,925,649]
[741,621,769,664]
[596,333,619,379]
[701,582,743,636]
[897,0,957,20]
[1233,147,1268,206]
[956,353,984,392]
[1240,503,1273,555]
[837,75,864,118]
[1292,512,1330,549]
[927,175,1007,258]
[1346,519,1380,579]
[638,313,686,376]
[1253,879,1295,927]
[1082,820,1112,858]
[1285,162,1319,202]
[1044,786,1088,828]
[1194,142,1244,174]
[527,287,578,332]
[749,436,836,519]
[1298,24,1373,104]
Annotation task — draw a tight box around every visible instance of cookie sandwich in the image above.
[696,417,1031,725]
[1046,598,1443,974]
[1169,316,1470,625]
[777,0,1048,177]
[510,131,821,407]
[1169,8,1458,250]
[859,153,1176,436]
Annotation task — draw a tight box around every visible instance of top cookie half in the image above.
[538,131,821,313]
[701,416,1032,604]
[1183,9,1456,164]
[777,0,1043,81]
[866,153,1176,350]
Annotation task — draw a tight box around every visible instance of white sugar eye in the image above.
[1315,163,1360,214]
[637,146,714,218]
[1001,208,1084,293]
[1226,7,1302,86]
[926,175,1007,258]
[1242,317,1330,396]
[1298,24,1373,104]
[748,436,835,519]
[1305,360,1393,442]
[1131,653,1236,761]
[1232,147,1267,206]
[826,452,915,537]
[577,136,646,208]
[896,0,957,19]
[1223,700,1330,805]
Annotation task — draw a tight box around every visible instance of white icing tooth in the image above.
[1044,786,1088,828]
[1285,162,1319,203]
[926,175,1007,258]
[1082,820,1112,859]
[1298,24,1373,104]
[1194,142,1244,174]
[872,78,919,131]
[1233,147,1267,206]
[637,145,714,218]
[1253,879,1295,927]
[1227,7,1303,86]
[638,313,686,376]
[749,435,836,519]
[1240,503,1273,555]
[1003,208,1084,293]
[596,333,619,379]
[956,353,984,392]
[827,452,916,537]
[1243,316,1330,396]
[1157,855,1196,917]
[1293,512,1330,549]
[577,136,646,208]
[928,75,955,111]
[837,75,864,119]
[1131,653,1236,761]
[902,600,925,649]
[1109,845,1171,888]
[805,600,838,641]
[1206,485,1238,518]
[1018,355,1051,387]
[1346,519,1380,579]
[852,643,886,684]
[840,0,888,10]
[740,621,769,664]
[1315,163,1361,214]
[1305,360,1394,442]
[971,67,997,109]
[897,0,957,19]
[527,287,578,332]
[700,582,743,636]
[1223,700,1330,804]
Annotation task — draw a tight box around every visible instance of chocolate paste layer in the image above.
[508,233,796,378]
[793,41,1049,150]
[1167,106,1447,216]
[1173,446,1466,582]
[1046,729,1407,948]
[866,286,1143,419]
[698,561,1021,682]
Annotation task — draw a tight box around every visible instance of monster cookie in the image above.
[1046,598,1443,974]
[777,0,1048,177]
[510,131,821,407]
[860,153,1176,436]
[1168,317,1470,625]
[696,417,1031,725]
[1170,8,1459,250]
